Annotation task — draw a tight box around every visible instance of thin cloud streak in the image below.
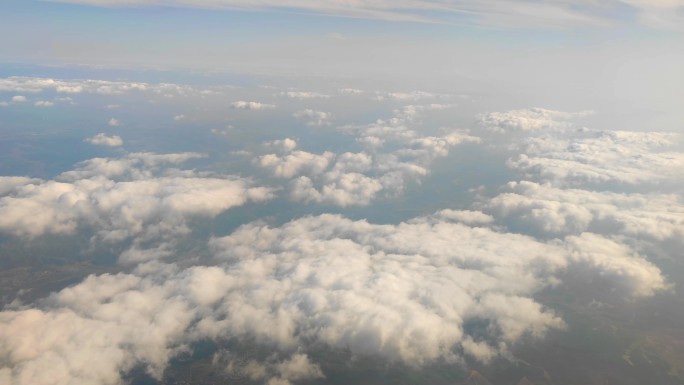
[45,0,684,30]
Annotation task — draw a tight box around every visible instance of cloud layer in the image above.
[0,152,274,263]
[257,103,479,206]
[484,181,684,242]
[0,76,197,96]
[0,208,667,385]
[1,71,683,385]
[508,130,684,186]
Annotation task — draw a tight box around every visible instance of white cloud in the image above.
[290,172,383,207]
[230,100,275,109]
[338,88,364,94]
[282,91,330,99]
[257,104,480,206]
[484,180,684,242]
[257,148,391,206]
[85,133,124,147]
[293,109,331,126]
[57,84,84,93]
[0,177,42,196]
[374,91,436,101]
[433,209,495,225]
[258,150,335,179]
[11,95,27,103]
[396,103,453,118]
[0,76,197,97]
[264,138,298,153]
[507,130,684,186]
[56,96,75,104]
[0,152,274,263]
[173,114,186,121]
[214,352,324,385]
[108,118,120,126]
[477,108,592,133]
[356,135,384,149]
[0,208,667,385]
[563,233,668,297]
[33,100,54,107]
[274,354,324,383]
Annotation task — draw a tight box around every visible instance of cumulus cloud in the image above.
[340,105,479,173]
[374,91,436,101]
[477,108,592,133]
[340,103,473,146]
[433,209,495,225]
[338,88,364,94]
[0,209,667,385]
[290,173,383,206]
[257,147,417,206]
[483,180,684,242]
[0,152,274,263]
[264,138,298,152]
[85,133,124,147]
[230,100,275,109]
[214,352,324,385]
[467,108,683,300]
[256,103,480,206]
[108,118,120,126]
[507,130,684,186]
[282,91,330,99]
[293,109,331,126]
[11,95,27,103]
[476,108,684,187]
[0,177,42,196]
[0,76,197,97]
[56,96,75,105]
[33,100,54,107]
[563,233,668,297]
[257,150,335,179]
[274,151,385,206]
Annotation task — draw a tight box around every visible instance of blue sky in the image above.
[3,1,682,119]
[2,0,681,72]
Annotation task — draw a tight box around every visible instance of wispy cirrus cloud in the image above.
[43,0,684,30]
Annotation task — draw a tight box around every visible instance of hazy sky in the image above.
[3,0,684,131]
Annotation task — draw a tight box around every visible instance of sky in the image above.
[0,2,684,385]
[3,0,684,132]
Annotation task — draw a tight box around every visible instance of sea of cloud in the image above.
[0,76,682,385]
